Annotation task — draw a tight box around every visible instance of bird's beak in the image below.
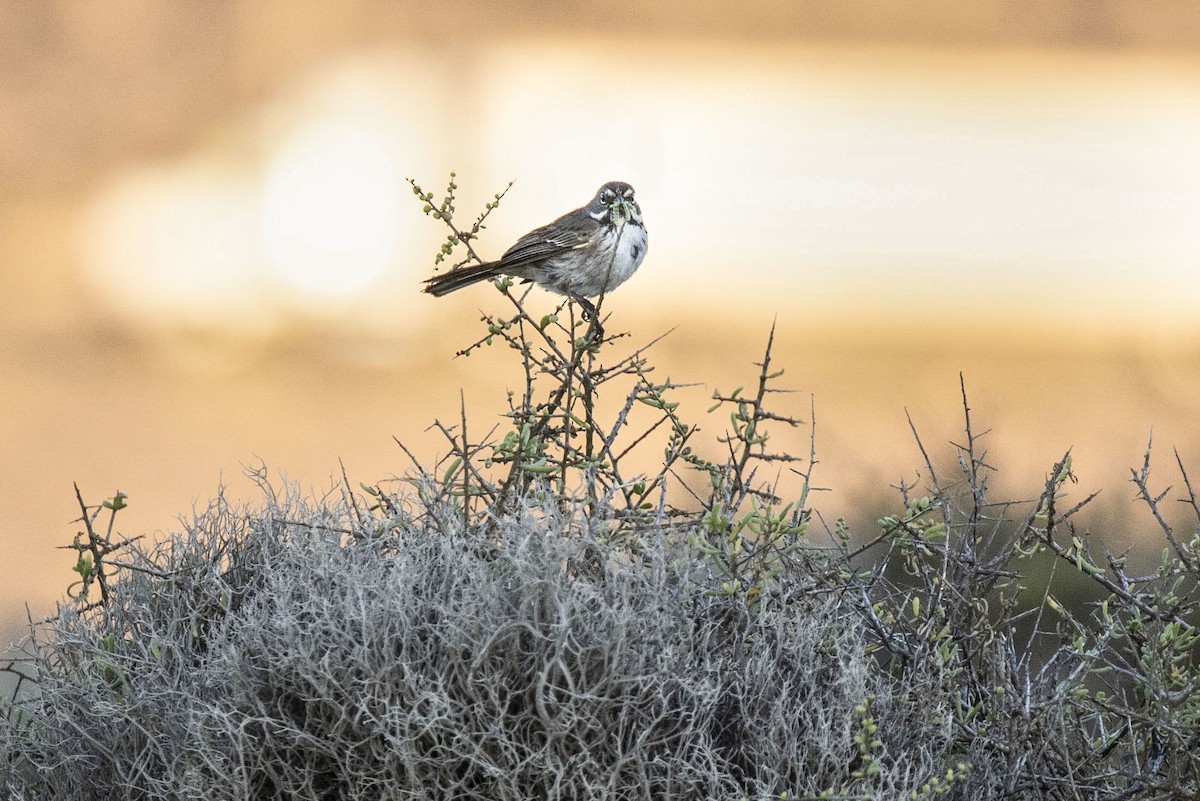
[610,197,633,224]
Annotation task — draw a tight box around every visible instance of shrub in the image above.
[3,176,1198,799]
[1,487,961,800]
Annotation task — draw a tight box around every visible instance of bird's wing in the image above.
[496,222,592,270]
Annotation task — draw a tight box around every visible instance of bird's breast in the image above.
[589,223,647,295]
[544,222,648,298]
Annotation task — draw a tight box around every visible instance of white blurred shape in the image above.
[78,162,271,331]
[261,119,400,300]
[77,51,444,338]
[479,42,1200,327]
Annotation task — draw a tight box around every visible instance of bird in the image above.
[423,182,647,334]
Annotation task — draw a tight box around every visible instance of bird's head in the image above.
[588,182,641,227]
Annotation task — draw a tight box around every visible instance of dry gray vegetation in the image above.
[1,487,958,800]
[3,178,1199,799]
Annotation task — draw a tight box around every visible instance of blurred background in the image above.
[3,1,1200,642]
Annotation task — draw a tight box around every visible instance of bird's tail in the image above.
[423,261,503,297]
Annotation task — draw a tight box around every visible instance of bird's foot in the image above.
[572,297,604,343]
[575,296,598,321]
[586,319,605,343]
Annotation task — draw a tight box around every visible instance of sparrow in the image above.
[423,182,647,330]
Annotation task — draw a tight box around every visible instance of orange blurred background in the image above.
[4,2,1200,642]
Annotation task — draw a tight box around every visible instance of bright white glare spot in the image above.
[261,120,400,298]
